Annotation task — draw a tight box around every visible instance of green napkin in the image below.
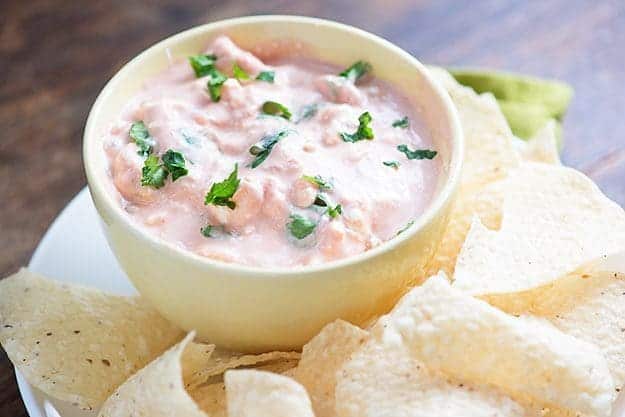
[449,69,573,143]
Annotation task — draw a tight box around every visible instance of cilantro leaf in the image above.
[129,121,155,157]
[204,164,240,209]
[295,103,318,123]
[339,61,372,83]
[232,62,250,81]
[141,154,168,188]
[261,101,292,120]
[340,112,374,143]
[256,70,275,83]
[397,144,437,160]
[206,67,228,102]
[189,54,217,77]
[162,149,188,181]
[392,116,409,128]
[200,225,213,238]
[249,130,292,168]
[287,214,316,239]
[302,175,333,191]
[383,160,400,169]
[327,204,342,219]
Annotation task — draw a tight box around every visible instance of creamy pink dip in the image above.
[102,36,440,267]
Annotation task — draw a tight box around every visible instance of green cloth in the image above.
[449,69,573,143]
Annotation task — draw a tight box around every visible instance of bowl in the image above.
[83,15,464,352]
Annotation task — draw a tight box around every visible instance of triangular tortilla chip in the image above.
[0,268,184,410]
[225,370,315,417]
[515,120,560,164]
[292,320,368,417]
[374,274,615,416]
[454,162,625,296]
[335,338,526,417]
[99,332,214,417]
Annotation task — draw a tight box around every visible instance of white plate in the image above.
[13,187,625,417]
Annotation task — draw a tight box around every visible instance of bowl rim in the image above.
[83,14,464,277]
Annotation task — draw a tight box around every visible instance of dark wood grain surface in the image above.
[1,0,624,415]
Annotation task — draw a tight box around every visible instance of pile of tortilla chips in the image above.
[2,68,625,417]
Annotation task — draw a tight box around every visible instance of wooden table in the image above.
[1,1,624,415]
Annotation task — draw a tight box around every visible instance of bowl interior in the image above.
[83,15,463,274]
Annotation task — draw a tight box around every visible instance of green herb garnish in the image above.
[162,150,188,181]
[287,214,316,239]
[141,155,168,188]
[327,204,343,219]
[200,225,213,238]
[339,61,372,83]
[256,70,275,83]
[232,62,250,81]
[189,54,217,77]
[206,67,228,102]
[261,101,292,120]
[204,164,240,209]
[129,121,155,157]
[302,175,333,191]
[392,116,409,129]
[396,220,415,235]
[296,103,318,123]
[383,160,400,169]
[397,144,437,160]
[340,112,374,143]
[249,130,291,168]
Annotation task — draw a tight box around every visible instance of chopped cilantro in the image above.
[129,121,154,157]
[232,62,250,80]
[295,103,318,123]
[396,220,415,235]
[162,149,188,181]
[261,101,292,120]
[327,204,343,219]
[141,155,168,188]
[249,130,292,168]
[206,67,228,102]
[392,116,409,129]
[200,225,213,238]
[397,144,437,160]
[302,175,333,191]
[340,112,374,143]
[383,160,400,169]
[256,70,275,83]
[339,61,372,83]
[204,164,240,209]
[287,214,316,239]
[189,54,217,77]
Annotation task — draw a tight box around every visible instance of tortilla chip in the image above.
[188,349,300,387]
[292,320,368,417]
[515,120,561,164]
[374,274,615,416]
[225,370,315,417]
[191,382,227,417]
[453,162,625,296]
[485,252,625,392]
[0,268,184,410]
[335,338,526,417]
[98,332,214,417]
[424,67,518,277]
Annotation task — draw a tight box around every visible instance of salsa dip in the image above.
[102,35,440,267]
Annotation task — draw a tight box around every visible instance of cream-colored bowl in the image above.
[83,15,463,352]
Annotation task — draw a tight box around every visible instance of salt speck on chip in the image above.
[0,268,184,410]
[373,274,615,417]
[225,369,315,417]
[454,162,625,297]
